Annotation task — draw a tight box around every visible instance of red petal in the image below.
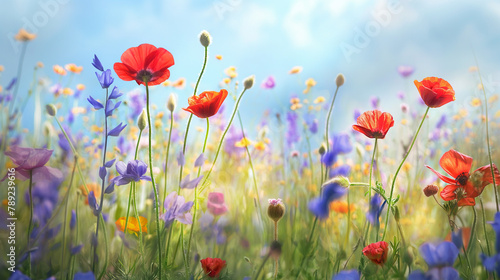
[440,185,458,201]
[458,197,476,206]
[439,149,472,179]
[425,165,456,184]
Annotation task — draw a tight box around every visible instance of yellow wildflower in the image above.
[289,66,302,74]
[14,29,36,41]
[53,65,67,76]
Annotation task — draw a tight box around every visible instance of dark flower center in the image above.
[137,69,153,83]
[455,172,469,186]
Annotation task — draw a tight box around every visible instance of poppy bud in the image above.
[199,30,212,47]
[336,73,345,87]
[138,109,147,131]
[267,198,285,223]
[423,185,439,197]
[318,143,327,155]
[46,104,57,116]
[362,241,389,266]
[243,75,255,90]
[167,93,177,112]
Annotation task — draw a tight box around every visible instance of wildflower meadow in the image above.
[1,2,500,280]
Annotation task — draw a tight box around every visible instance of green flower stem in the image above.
[98,214,109,280]
[381,106,429,241]
[133,183,144,257]
[122,129,142,255]
[186,117,210,269]
[93,87,109,275]
[202,88,248,187]
[163,111,174,203]
[295,217,318,279]
[61,157,77,279]
[69,197,80,280]
[475,60,499,212]
[27,170,33,278]
[11,42,28,110]
[237,112,264,236]
[324,85,340,182]
[363,138,378,243]
[177,46,208,194]
[480,197,492,256]
[144,81,163,280]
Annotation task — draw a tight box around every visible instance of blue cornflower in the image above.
[161,191,194,227]
[107,122,127,137]
[408,241,459,280]
[308,179,348,219]
[480,212,500,276]
[96,69,114,89]
[113,160,151,186]
[332,269,360,280]
[366,194,384,227]
[92,55,104,72]
[74,271,96,280]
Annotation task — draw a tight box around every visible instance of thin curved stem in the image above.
[145,81,162,280]
[475,58,499,212]
[186,117,210,269]
[93,88,109,275]
[381,106,429,241]
[363,138,378,244]
[61,158,77,279]
[27,170,33,278]
[163,111,174,204]
[202,89,248,186]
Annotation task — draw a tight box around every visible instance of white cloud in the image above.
[226,3,277,45]
[283,0,319,47]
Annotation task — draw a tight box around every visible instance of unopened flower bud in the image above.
[423,185,439,197]
[138,109,147,130]
[46,104,57,116]
[267,198,285,223]
[243,75,255,90]
[318,143,327,155]
[199,30,212,47]
[336,73,345,87]
[393,206,400,222]
[167,93,176,112]
[331,176,351,188]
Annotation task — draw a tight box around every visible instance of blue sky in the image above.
[2,0,500,135]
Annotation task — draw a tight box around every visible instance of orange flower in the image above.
[53,65,67,76]
[115,216,148,234]
[79,183,101,205]
[414,77,455,108]
[426,149,500,206]
[182,89,228,119]
[330,201,355,214]
[14,28,36,41]
[65,63,83,74]
[352,110,394,139]
[289,66,302,74]
[171,77,186,89]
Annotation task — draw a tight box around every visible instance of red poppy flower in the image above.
[200,257,226,278]
[114,44,174,86]
[352,110,394,139]
[414,77,455,108]
[183,89,228,118]
[362,241,388,265]
[426,149,500,206]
